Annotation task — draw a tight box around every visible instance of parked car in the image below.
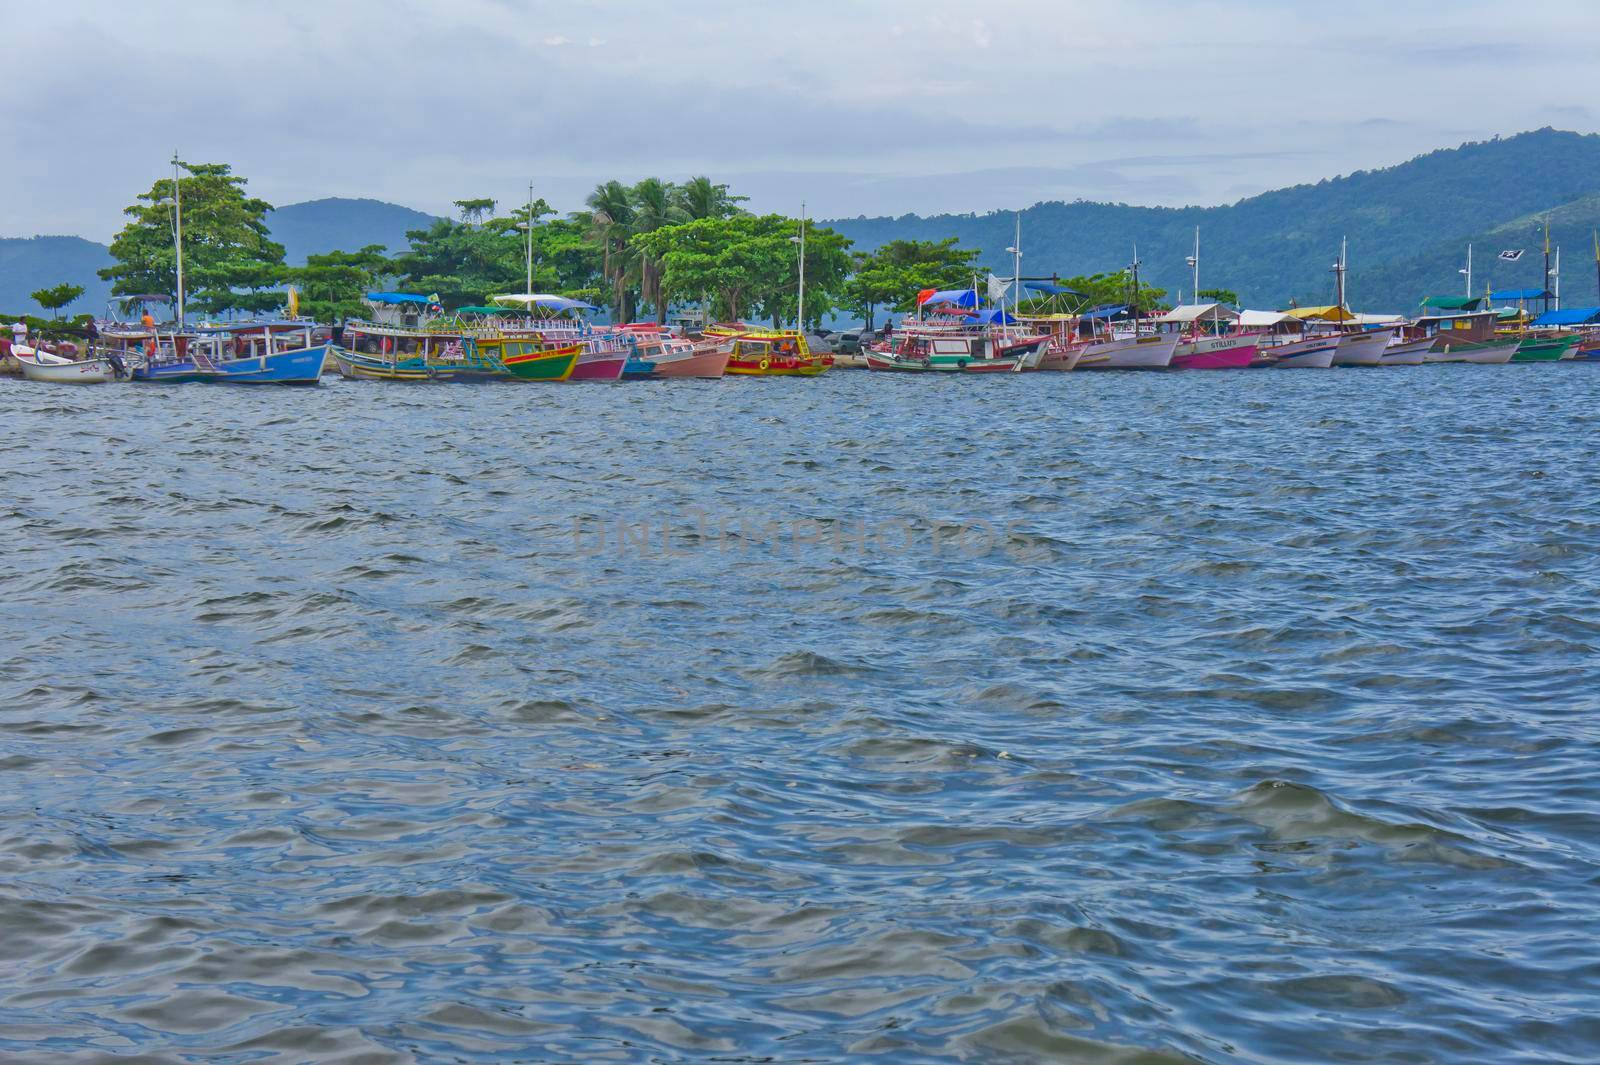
[833,329,864,355]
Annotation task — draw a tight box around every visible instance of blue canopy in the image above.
[1491,288,1553,301]
[491,294,598,313]
[1082,303,1130,320]
[1023,281,1086,297]
[365,292,432,305]
[921,288,978,308]
[1530,307,1600,327]
[968,309,1018,325]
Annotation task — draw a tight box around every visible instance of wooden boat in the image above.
[1331,328,1394,366]
[1511,334,1578,362]
[126,321,326,384]
[865,321,1048,373]
[1426,338,1518,364]
[705,327,832,376]
[1379,336,1434,366]
[1266,335,1339,368]
[333,322,497,381]
[616,328,730,379]
[1076,332,1179,370]
[476,336,580,381]
[12,346,122,383]
[1170,334,1259,370]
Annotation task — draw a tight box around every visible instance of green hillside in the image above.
[824,128,1600,311]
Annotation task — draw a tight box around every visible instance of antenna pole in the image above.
[172,152,185,324]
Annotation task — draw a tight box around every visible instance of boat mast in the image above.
[1542,218,1551,315]
[525,179,534,296]
[1465,243,1472,298]
[1129,242,1141,334]
[1010,213,1022,328]
[797,201,806,330]
[1594,228,1599,301]
[1332,237,1348,318]
[171,152,185,324]
[1554,245,1561,310]
[1188,225,1199,305]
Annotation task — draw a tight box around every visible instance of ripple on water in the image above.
[1,368,1598,1063]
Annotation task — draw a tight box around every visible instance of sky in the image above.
[4,0,1598,241]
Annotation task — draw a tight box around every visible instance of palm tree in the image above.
[585,181,636,320]
[676,176,747,221]
[630,178,685,323]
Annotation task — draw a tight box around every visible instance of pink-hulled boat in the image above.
[1171,333,1261,369]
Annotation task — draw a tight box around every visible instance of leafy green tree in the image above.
[30,282,85,319]
[453,198,497,226]
[1197,287,1240,306]
[584,180,638,321]
[1019,270,1167,315]
[842,238,983,328]
[100,161,286,316]
[290,245,392,322]
[391,197,601,308]
[634,213,852,328]
[629,178,686,322]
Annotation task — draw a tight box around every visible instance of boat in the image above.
[704,327,833,376]
[1379,336,1433,366]
[1265,334,1340,369]
[864,319,1048,373]
[616,329,729,379]
[1330,327,1395,366]
[489,294,631,380]
[1076,332,1179,370]
[477,335,581,381]
[130,320,326,384]
[1170,333,1260,370]
[12,346,123,384]
[1511,334,1578,362]
[1427,338,1519,364]
[333,319,499,381]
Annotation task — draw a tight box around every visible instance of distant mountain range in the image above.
[823,129,1600,312]
[5,131,1600,316]
[1,198,439,316]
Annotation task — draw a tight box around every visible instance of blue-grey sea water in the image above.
[2,366,1598,1064]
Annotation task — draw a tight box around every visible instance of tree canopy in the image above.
[842,238,984,329]
[30,282,85,319]
[100,162,286,316]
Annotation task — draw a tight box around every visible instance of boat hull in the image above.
[1036,344,1084,371]
[1512,336,1577,362]
[644,348,730,378]
[570,354,628,380]
[726,356,832,376]
[137,343,327,384]
[1426,339,1518,364]
[1077,333,1178,369]
[502,343,580,381]
[15,350,118,383]
[865,352,1021,373]
[1268,336,1339,368]
[1171,336,1259,370]
[1332,330,1392,366]
[1379,338,1433,366]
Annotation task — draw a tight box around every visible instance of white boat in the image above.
[1267,335,1340,368]
[1379,336,1433,366]
[1332,328,1394,366]
[1077,332,1178,370]
[12,346,120,384]
[1425,339,1519,364]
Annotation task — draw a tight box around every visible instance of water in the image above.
[2,366,1597,1063]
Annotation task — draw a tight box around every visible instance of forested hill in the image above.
[824,129,1600,311]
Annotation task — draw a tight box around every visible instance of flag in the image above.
[915,288,937,306]
[1498,249,1524,262]
[986,273,1012,304]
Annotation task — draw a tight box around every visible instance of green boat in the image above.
[1511,334,1578,362]
[473,336,582,381]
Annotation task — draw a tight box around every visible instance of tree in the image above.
[100,161,286,316]
[629,177,686,323]
[634,213,852,328]
[31,282,85,319]
[584,180,637,321]
[390,199,601,308]
[290,245,392,323]
[676,176,747,221]
[1197,287,1240,306]
[454,198,497,226]
[1019,271,1167,315]
[841,238,983,329]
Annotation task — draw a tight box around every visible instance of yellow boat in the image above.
[704,326,832,376]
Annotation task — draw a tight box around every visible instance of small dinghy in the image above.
[12,346,123,384]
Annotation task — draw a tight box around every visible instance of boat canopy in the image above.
[1530,307,1600,326]
[1420,295,1484,311]
[1494,307,1525,321]
[919,288,978,308]
[1081,304,1129,320]
[1152,302,1238,324]
[1349,313,1403,325]
[1023,281,1086,297]
[1491,288,1553,301]
[492,293,597,312]
[1239,310,1293,328]
[1286,305,1354,322]
[365,292,433,305]
[967,309,1019,325]
[455,305,510,315]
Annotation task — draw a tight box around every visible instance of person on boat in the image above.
[10,319,27,350]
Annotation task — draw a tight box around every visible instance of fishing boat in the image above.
[332,319,496,381]
[1328,327,1394,366]
[1152,304,1258,369]
[1379,336,1434,366]
[130,320,326,384]
[491,294,630,380]
[1511,334,1578,362]
[12,346,124,384]
[1427,338,1519,364]
[475,335,581,381]
[1076,332,1179,370]
[1266,335,1340,368]
[865,316,1048,373]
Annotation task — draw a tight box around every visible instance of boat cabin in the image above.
[1152,302,1239,336]
[1412,310,1499,344]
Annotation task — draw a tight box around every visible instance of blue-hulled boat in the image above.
[132,321,327,384]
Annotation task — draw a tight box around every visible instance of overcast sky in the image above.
[5,0,1597,240]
